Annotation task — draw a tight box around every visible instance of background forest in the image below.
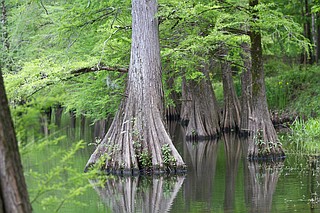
[1,0,320,211]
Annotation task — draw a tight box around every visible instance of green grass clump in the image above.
[286,118,320,154]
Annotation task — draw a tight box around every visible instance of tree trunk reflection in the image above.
[91,175,184,213]
[224,134,242,211]
[243,147,284,213]
[184,138,219,211]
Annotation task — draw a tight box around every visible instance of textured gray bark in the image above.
[181,66,220,140]
[221,48,241,131]
[240,43,252,134]
[0,69,32,213]
[85,0,185,174]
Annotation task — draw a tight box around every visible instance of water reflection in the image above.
[243,158,284,212]
[184,139,219,211]
[224,134,242,212]
[31,115,304,212]
[91,175,185,213]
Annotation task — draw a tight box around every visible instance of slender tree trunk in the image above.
[317,14,320,64]
[221,47,241,131]
[248,0,285,159]
[85,0,185,174]
[0,68,32,212]
[301,0,314,64]
[69,110,76,129]
[312,12,318,63]
[40,107,52,136]
[180,76,192,125]
[240,43,252,134]
[93,119,107,139]
[54,104,63,127]
[1,0,9,52]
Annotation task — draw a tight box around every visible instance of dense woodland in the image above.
[1,0,320,211]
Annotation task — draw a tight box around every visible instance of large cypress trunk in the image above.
[248,0,284,159]
[0,69,32,212]
[181,66,220,140]
[85,0,185,174]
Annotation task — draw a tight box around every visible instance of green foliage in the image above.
[265,63,320,116]
[3,0,131,121]
[139,151,152,169]
[287,118,320,154]
[254,129,282,156]
[161,144,176,167]
[21,136,106,212]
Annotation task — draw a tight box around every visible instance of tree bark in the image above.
[248,0,285,159]
[85,0,185,174]
[221,47,241,131]
[1,0,9,52]
[181,66,220,140]
[240,43,252,134]
[312,12,318,63]
[0,68,32,212]
[54,104,63,127]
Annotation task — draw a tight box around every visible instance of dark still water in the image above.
[22,116,320,213]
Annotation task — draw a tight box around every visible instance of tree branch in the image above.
[71,65,128,76]
[25,64,128,99]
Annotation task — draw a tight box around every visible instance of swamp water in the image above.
[22,115,320,212]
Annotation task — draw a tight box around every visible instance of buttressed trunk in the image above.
[181,66,220,140]
[85,0,185,174]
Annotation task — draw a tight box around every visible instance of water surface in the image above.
[22,116,320,212]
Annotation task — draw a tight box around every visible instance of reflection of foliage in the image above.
[22,136,104,212]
